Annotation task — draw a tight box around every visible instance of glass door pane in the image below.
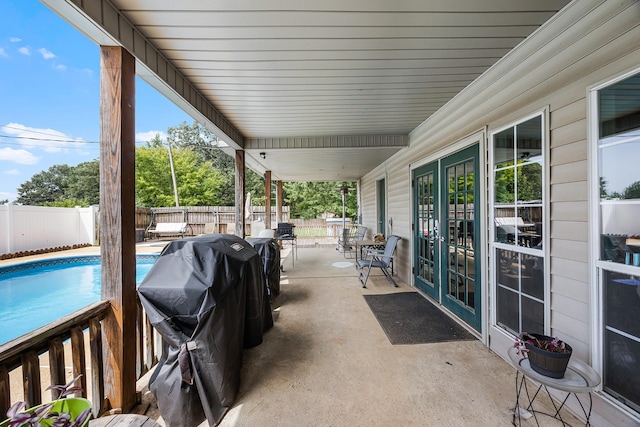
[414,162,439,300]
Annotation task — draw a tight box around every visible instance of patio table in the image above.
[508,347,600,426]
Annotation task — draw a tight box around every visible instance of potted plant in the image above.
[514,332,573,379]
[2,375,92,427]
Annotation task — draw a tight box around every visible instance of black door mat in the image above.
[363,292,477,345]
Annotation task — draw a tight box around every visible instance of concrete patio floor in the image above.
[1,238,584,426]
[136,242,582,426]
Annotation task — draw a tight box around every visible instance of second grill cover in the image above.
[246,237,281,300]
[138,234,272,427]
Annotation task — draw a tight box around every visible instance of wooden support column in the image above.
[276,181,283,225]
[235,150,246,238]
[99,45,137,413]
[264,171,272,230]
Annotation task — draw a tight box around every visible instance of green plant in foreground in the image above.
[4,375,91,427]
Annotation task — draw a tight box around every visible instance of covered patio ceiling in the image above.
[42,0,571,181]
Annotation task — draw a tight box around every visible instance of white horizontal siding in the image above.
[357,7,640,422]
[551,310,590,360]
[550,140,588,166]
[385,154,412,281]
[551,159,588,184]
[550,201,588,222]
[550,119,587,148]
[550,257,589,286]
[550,98,586,130]
[551,181,589,203]
[551,275,590,304]
[359,177,377,229]
[550,220,589,242]
[359,2,640,387]
[551,239,589,262]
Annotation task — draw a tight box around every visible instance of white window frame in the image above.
[488,109,550,340]
[588,67,640,413]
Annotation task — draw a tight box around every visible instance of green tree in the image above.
[167,121,265,205]
[494,166,515,204]
[0,199,8,205]
[600,177,609,199]
[135,143,225,207]
[42,198,88,208]
[15,164,72,205]
[493,162,542,204]
[283,181,357,219]
[14,160,100,206]
[517,163,542,201]
[622,180,640,199]
[67,160,100,205]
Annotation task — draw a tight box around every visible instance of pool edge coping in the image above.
[0,254,159,276]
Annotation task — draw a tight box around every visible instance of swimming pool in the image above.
[0,255,158,345]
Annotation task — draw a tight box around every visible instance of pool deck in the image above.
[0,242,165,268]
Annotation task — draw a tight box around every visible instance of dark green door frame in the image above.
[413,144,481,332]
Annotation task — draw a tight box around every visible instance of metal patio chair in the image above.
[356,235,401,288]
[276,222,297,267]
[337,226,355,253]
[339,225,368,258]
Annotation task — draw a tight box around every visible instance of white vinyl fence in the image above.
[0,205,97,255]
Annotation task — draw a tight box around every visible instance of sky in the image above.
[0,0,192,202]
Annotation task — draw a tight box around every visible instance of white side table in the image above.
[508,347,601,426]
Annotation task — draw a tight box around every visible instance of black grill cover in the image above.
[246,237,281,300]
[138,234,273,427]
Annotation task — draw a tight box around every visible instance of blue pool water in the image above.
[0,255,157,345]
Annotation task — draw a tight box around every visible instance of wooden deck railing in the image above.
[0,299,160,418]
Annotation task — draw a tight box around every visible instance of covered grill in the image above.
[246,237,281,300]
[138,234,273,427]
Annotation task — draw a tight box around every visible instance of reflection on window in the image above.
[493,115,544,249]
[416,171,436,287]
[600,133,640,200]
[495,249,544,335]
[599,73,640,138]
[597,71,640,413]
[598,81,640,266]
[492,113,546,339]
[603,271,640,413]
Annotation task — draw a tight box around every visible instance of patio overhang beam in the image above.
[243,134,408,181]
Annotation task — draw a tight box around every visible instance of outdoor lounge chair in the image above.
[356,235,401,288]
[147,222,190,239]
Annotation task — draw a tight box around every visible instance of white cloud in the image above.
[10,37,21,43]
[38,48,56,60]
[0,147,39,165]
[4,169,20,175]
[55,64,67,71]
[136,130,166,143]
[0,48,7,58]
[18,46,30,55]
[1,122,86,154]
[0,191,17,203]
